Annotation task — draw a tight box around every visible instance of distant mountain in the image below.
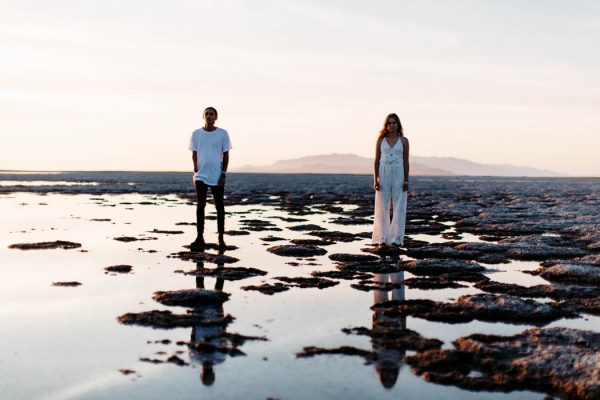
[233,153,560,176]
[411,156,561,177]
[236,154,451,175]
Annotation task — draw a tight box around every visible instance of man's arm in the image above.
[218,151,229,186]
[192,151,198,173]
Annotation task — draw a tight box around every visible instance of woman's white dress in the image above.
[372,138,407,245]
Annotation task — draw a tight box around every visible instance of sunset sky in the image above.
[1,0,599,175]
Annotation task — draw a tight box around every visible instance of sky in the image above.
[1,0,599,175]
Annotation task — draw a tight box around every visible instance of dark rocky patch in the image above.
[407,327,600,400]
[187,342,244,357]
[497,235,588,261]
[560,297,600,316]
[533,255,600,285]
[407,244,481,260]
[90,218,111,222]
[114,236,157,242]
[406,221,448,235]
[328,253,379,263]
[267,245,327,257]
[403,277,468,290]
[117,310,234,329]
[240,283,290,295]
[373,294,576,324]
[307,230,359,242]
[342,326,443,352]
[311,270,373,281]
[194,243,238,251]
[351,281,405,292]
[150,229,184,234]
[329,217,372,225]
[274,276,339,289]
[152,289,230,307]
[239,219,281,232]
[475,280,600,300]
[441,232,463,240]
[268,216,308,223]
[296,346,372,359]
[453,242,509,253]
[361,245,404,257]
[287,224,326,232]
[140,355,188,366]
[224,230,250,236]
[401,259,486,275]
[260,236,286,242]
[290,238,335,246]
[169,251,239,264]
[9,240,82,250]
[118,368,136,375]
[52,281,82,287]
[183,266,267,280]
[104,264,133,274]
[336,260,402,274]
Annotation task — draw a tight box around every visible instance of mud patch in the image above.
[52,281,82,287]
[117,310,234,329]
[373,294,576,324]
[407,327,600,400]
[267,245,327,257]
[183,266,267,281]
[240,283,290,295]
[274,276,339,289]
[105,265,133,274]
[9,240,82,250]
[152,289,230,307]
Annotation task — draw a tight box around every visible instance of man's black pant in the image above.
[195,181,225,237]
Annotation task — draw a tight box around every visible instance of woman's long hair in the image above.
[378,113,404,140]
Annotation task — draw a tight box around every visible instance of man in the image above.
[188,107,232,251]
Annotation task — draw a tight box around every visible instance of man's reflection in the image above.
[372,269,406,389]
[189,253,226,386]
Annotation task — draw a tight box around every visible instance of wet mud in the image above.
[407,327,600,400]
[105,265,133,274]
[52,281,82,287]
[9,240,82,250]
[373,294,577,324]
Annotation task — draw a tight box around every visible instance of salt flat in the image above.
[0,174,598,400]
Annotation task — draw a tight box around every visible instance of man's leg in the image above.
[193,181,209,249]
[210,185,225,246]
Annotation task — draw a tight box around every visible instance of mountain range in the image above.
[233,154,560,176]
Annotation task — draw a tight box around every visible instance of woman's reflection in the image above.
[372,269,406,389]
[189,255,226,386]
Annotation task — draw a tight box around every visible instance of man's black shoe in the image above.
[190,237,205,252]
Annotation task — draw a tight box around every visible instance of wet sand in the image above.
[0,174,598,399]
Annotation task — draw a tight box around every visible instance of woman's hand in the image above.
[374,177,380,191]
[403,181,409,192]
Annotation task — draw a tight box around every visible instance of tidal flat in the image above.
[0,173,598,400]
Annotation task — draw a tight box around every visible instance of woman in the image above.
[372,113,409,247]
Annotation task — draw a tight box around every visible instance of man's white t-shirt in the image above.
[188,127,232,186]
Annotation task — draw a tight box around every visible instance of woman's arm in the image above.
[192,151,198,173]
[402,137,410,192]
[374,138,382,191]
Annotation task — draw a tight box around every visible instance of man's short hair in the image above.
[204,107,218,117]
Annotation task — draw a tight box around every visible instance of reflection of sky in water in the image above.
[0,180,100,186]
[0,193,580,399]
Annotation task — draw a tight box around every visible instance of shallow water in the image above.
[0,192,593,400]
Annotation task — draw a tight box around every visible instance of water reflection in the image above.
[372,264,406,389]
[189,255,226,386]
